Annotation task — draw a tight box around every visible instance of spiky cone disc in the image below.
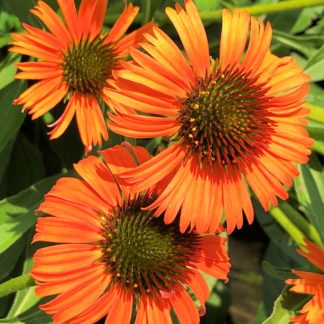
[10,0,153,148]
[31,143,230,323]
[107,0,313,234]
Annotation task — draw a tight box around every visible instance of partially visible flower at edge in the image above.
[10,0,153,149]
[107,0,313,234]
[286,240,324,324]
[31,143,230,323]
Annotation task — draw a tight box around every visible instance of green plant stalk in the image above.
[105,0,324,25]
[0,274,35,298]
[142,0,152,24]
[279,202,322,247]
[307,103,324,123]
[200,0,324,22]
[269,206,306,247]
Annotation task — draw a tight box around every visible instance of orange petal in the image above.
[115,21,154,56]
[106,4,139,43]
[220,9,250,69]
[73,155,121,207]
[104,287,133,324]
[31,1,70,44]
[171,284,199,323]
[33,217,103,243]
[45,177,112,213]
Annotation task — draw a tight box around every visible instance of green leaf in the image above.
[201,276,230,324]
[254,302,267,324]
[254,200,304,265]
[1,306,52,324]
[6,231,52,318]
[0,10,20,33]
[263,288,309,324]
[0,235,26,282]
[0,174,62,254]
[261,241,303,315]
[273,30,323,58]
[4,0,58,25]
[0,36,12,48]
[5,133,46,196]
[308,83,324,107]
[305,45,324,82]
[294,155,324,243]
[267,10,301,34]
[0,80,26,152]
[305,120,324,142]
[262,261,294,281]
[6,231,37,317]
[0,54,20,90]
[291,6,324,34]
[306,14,324,35]
[0,137,16,185]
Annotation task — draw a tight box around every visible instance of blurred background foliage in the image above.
[0,0,324,323]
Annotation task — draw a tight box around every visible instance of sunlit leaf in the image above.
[0,174,62,254]
[305,45,324,82]
[263,288,309,324]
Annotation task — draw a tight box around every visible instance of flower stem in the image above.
[269,205,306,247]
[0,274,35,298]
[279,202,322,247]
[142,0,152,24]
[105,0,324,25]
[200,0,324,22]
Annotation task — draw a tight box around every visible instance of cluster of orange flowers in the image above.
[9,0,323,323]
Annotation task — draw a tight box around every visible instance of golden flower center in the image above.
[62,36,118,96]
[100,194,199,296]
[178,64,275,166]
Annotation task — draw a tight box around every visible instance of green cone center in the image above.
[178,64,275,166]
[101,194,199,295]
[62,35,118,96]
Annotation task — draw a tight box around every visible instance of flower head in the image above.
[10,0,153,148]
[286,240,324,323]
[107,0,313,233]
[31,143,230,323]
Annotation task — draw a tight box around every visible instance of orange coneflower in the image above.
[286,240,324,323]
[31,143,230,323]
[107,0,313,233]
[10,0,152,149]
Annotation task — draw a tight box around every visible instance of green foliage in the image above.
[0,0,324,323]
[294,155,324,242]
[0,80,26,152]
[263,288,309,324]
[305,45,324,81]
[0,174,62,255]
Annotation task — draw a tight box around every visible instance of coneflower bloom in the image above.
[10,0,152,149]
[286,240,324,323]
[31,143,230,323]
[107,0,313,233]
